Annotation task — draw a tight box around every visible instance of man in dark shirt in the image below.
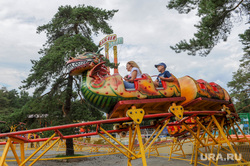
[153,62,174,87]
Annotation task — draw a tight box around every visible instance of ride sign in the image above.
[109,37,123,48]
[99,34,117,47]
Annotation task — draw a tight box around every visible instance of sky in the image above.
[0,0,248,94]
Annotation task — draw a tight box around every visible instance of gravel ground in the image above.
[0,141,244,166]
[3,153,191,166]
[0,146,192,166]
[0,149,239,166]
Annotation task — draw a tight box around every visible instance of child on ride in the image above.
[123,61,142,89]
[153,62,174,87]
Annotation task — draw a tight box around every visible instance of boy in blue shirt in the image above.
[153,62,174,87]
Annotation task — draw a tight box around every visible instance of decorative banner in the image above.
[99,34,117,47]
[109,37,123,48]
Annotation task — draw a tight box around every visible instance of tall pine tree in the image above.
[228,29,250,112]
[167,0,249,56]
[21,5,118,155]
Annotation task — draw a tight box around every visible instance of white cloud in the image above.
[0,0,247,94]
[0,67,28,88]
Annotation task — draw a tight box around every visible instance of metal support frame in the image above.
[0,108,249,166]
[0,133,60,166]
[187,115,249,166]
[97,107,172,166]
[148,111,249,166]
[168,137,187,160]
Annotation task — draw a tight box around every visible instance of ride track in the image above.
[1,52,250,166]
[0,103,249,166]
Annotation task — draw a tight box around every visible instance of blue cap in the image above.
[155,62,166,69]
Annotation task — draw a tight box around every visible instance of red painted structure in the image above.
[0,111,235,145]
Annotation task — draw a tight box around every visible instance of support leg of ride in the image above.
[190,140,195,164]
[20,142,25,164]
[126,106,147,166]
[98,130,131,158]
[194,123,201,166]
[9,141,21,165]
[29,137,60,166]
[127,126,133,166]
[136,124,147,166]
[145,119,170,152]
[0,157,8,166]
[169,139,175,161]
[99,126,137,157]
[19,133,57,166]
[0,138,11,166]
[211,115,242,164]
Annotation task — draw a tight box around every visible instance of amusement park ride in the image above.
[0,34,249,166]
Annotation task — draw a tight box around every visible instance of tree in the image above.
[0,88,11,122]
[0,88,32,133]
[166,0,249,56]
[21,5,118,156]
[227,29,250,112]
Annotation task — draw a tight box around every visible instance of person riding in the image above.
[123,61,142,89]
[153,62,174,87]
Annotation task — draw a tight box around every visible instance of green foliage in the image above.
[20,4,117,123]
[227,29,250,112]
[71,101,103,122]
[22,5,118,95]
[19,5,117,155]
[0,89,10,116]
[102,56,119,69]
[0,87,32,132]
[167,0,249,56]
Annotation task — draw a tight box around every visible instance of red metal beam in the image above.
[182,97,230,110]
[0,124,159,145]
[0,111,227,139]
[9,135,29,143]
[0,116,132,138]
[0,111,234,146]
[114,97,186,106]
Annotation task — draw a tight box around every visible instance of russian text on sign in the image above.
[99,34,117,47]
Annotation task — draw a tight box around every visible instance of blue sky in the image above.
[0,0,247,93]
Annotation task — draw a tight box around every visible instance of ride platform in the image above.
[108,97,186,119]
[182,97,235,112]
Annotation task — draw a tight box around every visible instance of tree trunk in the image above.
[66,138,74,156]
[65,75,74,156]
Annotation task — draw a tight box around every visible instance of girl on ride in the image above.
[123,61,142,89]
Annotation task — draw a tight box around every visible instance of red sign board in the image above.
[99,34,117,47]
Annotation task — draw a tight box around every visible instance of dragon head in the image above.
[66,52,103,76]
